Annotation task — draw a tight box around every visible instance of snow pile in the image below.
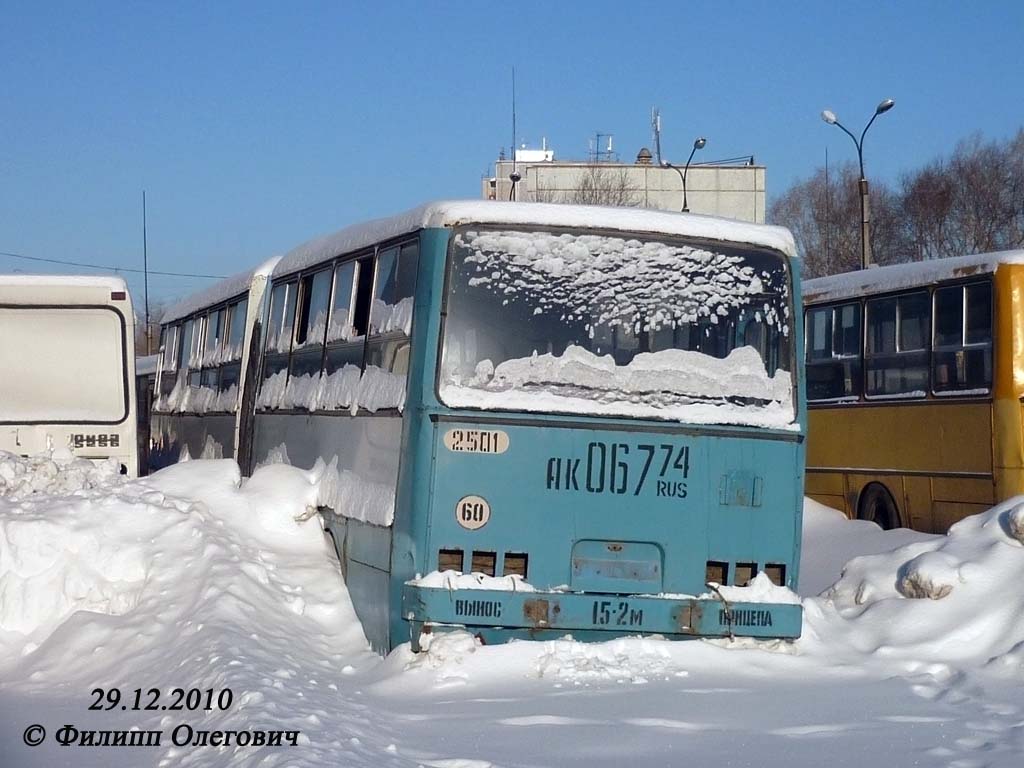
[534,635,684,685]
[0,459,356,667]
[804,497,1024,667]
[311,457,397,527]
[0,449,124,500]
[701,572,802,605]
[442,345,794,428]
[0,457,381,768]
[411,571,536,592]
[797,499,936,597]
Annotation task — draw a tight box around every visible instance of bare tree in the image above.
[565,166,641,207]
[901,131,1024,259]
[769,162,905,277]
[771,128,1024,277]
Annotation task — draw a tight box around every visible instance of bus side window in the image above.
[291,269,332,378]
[933,282,992,394]
[188,315,205,388]
[806,305,862,401]
[159,324,179,397]
[263,281,297,381]
[866,291,929,397]
[219,299,248,393]
[325,259,368,375]
[200,308,224,388]
[366,242,418,377]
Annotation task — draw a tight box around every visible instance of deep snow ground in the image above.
[1,452,1023,767]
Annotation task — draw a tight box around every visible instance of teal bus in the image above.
[155,201,806,652]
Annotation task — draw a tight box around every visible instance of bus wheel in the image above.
[858,484,899,530]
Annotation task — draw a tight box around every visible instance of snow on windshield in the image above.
[440,228,795,427]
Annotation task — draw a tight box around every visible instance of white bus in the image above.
[0,275,138,475]
[149,258,279,470]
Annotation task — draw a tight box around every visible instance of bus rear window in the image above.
[0,307,126,423]
[439,227,795,428]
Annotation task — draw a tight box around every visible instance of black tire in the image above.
[858,484,899,530]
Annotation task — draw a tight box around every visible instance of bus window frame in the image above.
[805,302,863,403]
[435,226,798,423]
[0,303,131,426]
[805,276,997,408]
[323,252,374,377]
[931,279,993,397]
[290,267,333,379]
[863,290,931,401]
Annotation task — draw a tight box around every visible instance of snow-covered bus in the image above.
[0,275,138,475]
[804,250,1024,532]
[150,257,279,470]
[245,201,805,652]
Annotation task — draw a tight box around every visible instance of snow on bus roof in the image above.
[0,274,128,291]
[162,256,281,324]
[804,250,1024,304]
[272,200,797,278]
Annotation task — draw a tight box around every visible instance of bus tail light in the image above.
[705,561,728,585]
[765,563,786,586]
[734,562,757,587]
[471,551,496,576]
[503,553,528,579]
[438,548,463,572]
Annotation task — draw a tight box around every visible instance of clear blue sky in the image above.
[3,1,1022,305]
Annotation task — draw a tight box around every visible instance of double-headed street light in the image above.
[662,137,707,212]
[821,98,895,269]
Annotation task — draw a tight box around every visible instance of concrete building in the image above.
[482,146,766,224]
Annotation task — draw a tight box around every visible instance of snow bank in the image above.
[0,454,373,768]
[798,498,936,597]
[0,449,124,500]
[411,570,536,592]
[803,497,1024,667]
[0,458,359,669]
[701,572,801,605]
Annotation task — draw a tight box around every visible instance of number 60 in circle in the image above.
[455,495,491,530]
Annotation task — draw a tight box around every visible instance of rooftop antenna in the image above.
[652,107,663,165]
[142,190,151,355]
[590,132,617,162]
[509,67,521,201]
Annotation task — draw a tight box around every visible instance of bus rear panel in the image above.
[0,276,138,475]
[398,220,804,648]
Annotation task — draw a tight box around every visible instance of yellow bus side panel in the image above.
[807,403,993,475]
[931,476,997,505]
[902,475,933,531]
[933,502,993,531]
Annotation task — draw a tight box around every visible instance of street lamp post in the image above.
[662,137,707,212]
[821,98,895,269]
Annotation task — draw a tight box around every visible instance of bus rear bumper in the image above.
[401,584,802,648]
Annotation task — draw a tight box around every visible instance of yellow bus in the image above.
[803,250,1024,532]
